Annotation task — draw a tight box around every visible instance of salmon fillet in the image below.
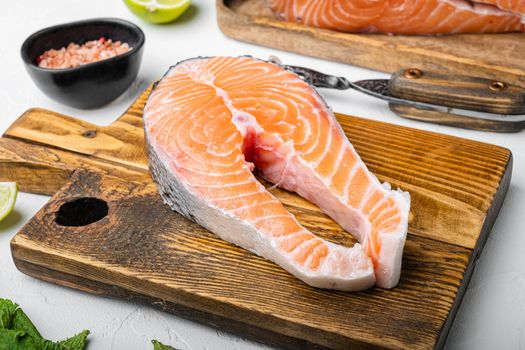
[268,0,525,34]
[144,56,410,290]
[475,0,525,14]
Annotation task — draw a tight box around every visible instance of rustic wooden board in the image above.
[217,0,525,88]
[2,90,512,350]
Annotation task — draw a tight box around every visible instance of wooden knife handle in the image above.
[389,69,525,115]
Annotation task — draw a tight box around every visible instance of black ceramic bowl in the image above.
[21,18,145,109]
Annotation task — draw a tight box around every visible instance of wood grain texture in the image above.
[388,69,525,115]
[2,103,510,249]
[217,0,525,88]
[0,137,147,195]
[4,103,148,170]
[2,88,512,349]
[11,171,472,350]
[13,260,333,350]
[389,103,525,133]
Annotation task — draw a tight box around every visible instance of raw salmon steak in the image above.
[268,0,525,35]
[144,56,410,290]
[476,0,525,14]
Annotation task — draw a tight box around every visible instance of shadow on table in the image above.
[175,4,199,25]
[0,210,23,232]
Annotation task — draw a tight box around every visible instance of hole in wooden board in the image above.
[82,130,97,138]
[55,197,108,226]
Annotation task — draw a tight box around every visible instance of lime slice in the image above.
[0,182,17,223]
[124,0,191,24]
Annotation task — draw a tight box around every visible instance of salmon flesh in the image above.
[268,0,525,35]
[144,56,410,291]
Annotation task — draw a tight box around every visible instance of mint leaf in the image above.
[0,328,70,350]
[31,337,67,350]
[12,307,42,339]
[0,327,64,350]
[58,330,90,350]
[152,339,177,350]
[0,298,89,350]
[0,298,42,340]
[0,329,27,350]
[0,299,18,329]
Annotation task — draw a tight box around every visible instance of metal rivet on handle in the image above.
[404,68,423,79]
[489,81,507,92]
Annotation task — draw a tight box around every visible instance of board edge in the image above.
[434,150,513,349]
[216,0,525,87]
[10,236,383,350]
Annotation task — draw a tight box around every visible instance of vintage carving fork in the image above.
[284,64,525,133]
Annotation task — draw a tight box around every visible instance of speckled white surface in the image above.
[0,1,524,349]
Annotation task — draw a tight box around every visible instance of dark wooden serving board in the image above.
[1,90,512,350]
[217,0,525,88]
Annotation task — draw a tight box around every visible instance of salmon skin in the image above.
[268,0,525,35]
[144,56,410,291]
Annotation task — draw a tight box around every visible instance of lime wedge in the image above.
[124,0,192,24]
[0,182,17,223]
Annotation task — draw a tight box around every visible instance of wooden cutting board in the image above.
[217,0,525,88]
[1,90,512,350]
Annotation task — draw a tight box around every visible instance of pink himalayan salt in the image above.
[37,37,132,69]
